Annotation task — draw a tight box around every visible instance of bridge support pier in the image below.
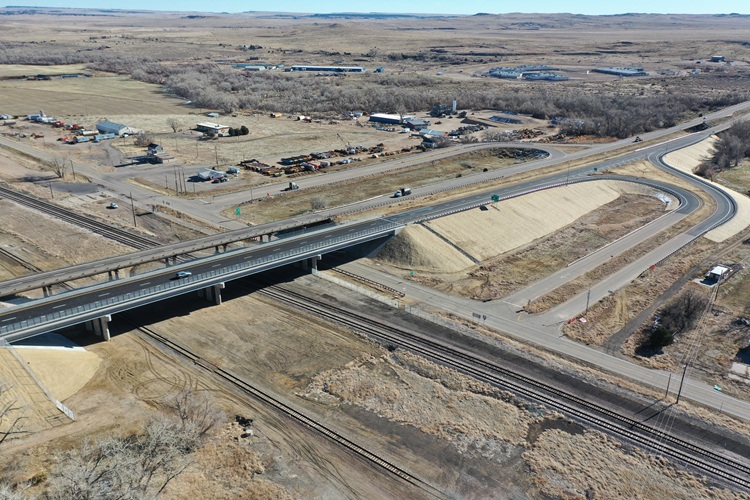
[199,282,225,305]
[311,255,321,274]
[42,286,51,297]
[107,269,120,280]
[86,315,112,341]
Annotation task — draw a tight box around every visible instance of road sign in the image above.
[491,194,500,202]
[235,207,241,215]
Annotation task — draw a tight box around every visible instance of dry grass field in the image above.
[0,76,192,118]
[2,7,750,499]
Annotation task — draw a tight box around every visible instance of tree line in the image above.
[695,121,750,179]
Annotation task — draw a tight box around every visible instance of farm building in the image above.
[710,55,725,63]
[290,65,365,73]
[96,120,138,136]
[369,113,414,125]
[405,119,430,130]
[196,122,231,136]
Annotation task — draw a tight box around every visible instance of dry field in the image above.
[0,77,192,118]
[2,8,750,498]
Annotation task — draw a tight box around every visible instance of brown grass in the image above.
[524,429,745,499]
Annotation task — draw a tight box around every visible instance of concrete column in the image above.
[202,283,225,305]
[42,286,51,297]
[91,315,112,341]
[212,282,225,305]
[311,255,321,274]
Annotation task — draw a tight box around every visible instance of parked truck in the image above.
[284,181,300,191]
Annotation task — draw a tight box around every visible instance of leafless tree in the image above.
[46,416,203,499]
[311,197,327,211]
[133,132,155,147]
[165,389,224,438]
[47,157,67,179]
[0,383,28,446]
[166,118,181,133]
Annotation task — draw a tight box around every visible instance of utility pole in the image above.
[130,191,137,227]
[676,363,688,404]
[70,159,76,180]
[49,182,54,199]
[664,373,672,400]
[584,286,591,316]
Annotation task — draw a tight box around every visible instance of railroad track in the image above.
[129,321,446,499]
[255,283,750,492]
[0,184,159,250]
[0,246,43,274]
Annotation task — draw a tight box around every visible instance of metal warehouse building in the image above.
[290,65,365,73]
[368,113,415,125]
[96,120,137,136]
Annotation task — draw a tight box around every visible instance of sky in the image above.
[4,1,750,15]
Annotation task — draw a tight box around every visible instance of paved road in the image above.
[2,99,748,232]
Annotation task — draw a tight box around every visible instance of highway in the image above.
[0,101,748,420]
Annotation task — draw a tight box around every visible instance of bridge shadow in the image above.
[57,265,313,345]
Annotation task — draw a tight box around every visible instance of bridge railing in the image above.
[0,220,400,337]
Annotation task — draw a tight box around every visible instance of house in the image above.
[96,120,137,136]
[196,122,231,136]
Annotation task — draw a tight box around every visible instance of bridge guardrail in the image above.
[0,220,401,338]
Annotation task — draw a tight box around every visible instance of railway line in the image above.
[130,321,447,499]
[254,282,750,492]
[0,184,159,250]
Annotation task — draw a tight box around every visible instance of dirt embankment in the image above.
[375,181,671,300]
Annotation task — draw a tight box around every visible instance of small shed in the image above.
[710,55,725,63]
[706,265,730,282]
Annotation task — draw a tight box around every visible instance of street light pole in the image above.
[676,363,688,404]
[130,191,137,227]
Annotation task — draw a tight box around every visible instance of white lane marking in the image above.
[52,304,66,309]
[99,293,110,297]
[212,263,222,267]
[1,316,16,322]
[140,282,151,287]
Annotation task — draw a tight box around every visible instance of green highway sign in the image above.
[491,194,500,202]
[235,207,241,215]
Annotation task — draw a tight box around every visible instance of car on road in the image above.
[107,202,118,209]
[175,271,192,278]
